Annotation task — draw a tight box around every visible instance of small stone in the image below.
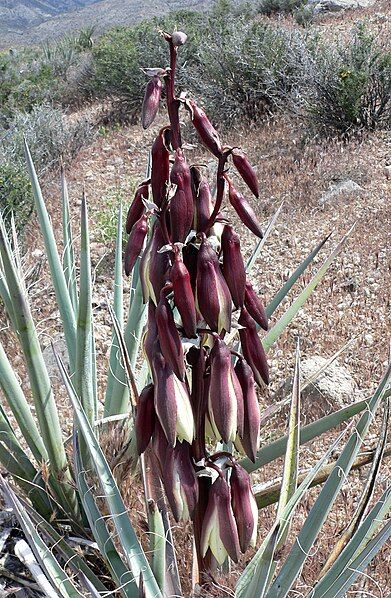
[319,180,363,205]
[364,334,374,345]
[275,355,358,416]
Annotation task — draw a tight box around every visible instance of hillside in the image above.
[0,0,211,48]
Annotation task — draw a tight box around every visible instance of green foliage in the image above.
[0,162,32,230]
[93,186,133,244]
[258,0,308,16]
[307,26,391,135]
[185,18,307,125]
[0,48,57,119]
[1,104,93,172]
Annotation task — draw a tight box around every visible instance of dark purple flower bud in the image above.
[187,100,222,158]
[155,290,186,381]
[151,127,170,207]
[152,343,194,447]
[208,338,242,443]
[234,358,260,462]
[244,281,268,331]
[227,178,263,239]
[169,150,194,243]
[142,76,162,129]
[135,383,156,455]
[238,308,269,387]
[140,222,170,304]
[232,151,259,198]
[126,181,149,234]
[182,242,198,291]
[221,225,246,309]
[170,252,197,338]
[170,188,194,244]
[124,214,149,276]
[196,235,232,333]
[230,462,258,553]
[188,346,207,461]
[163,441,198,522]
[201,475,240,564]
[191,167,214,233]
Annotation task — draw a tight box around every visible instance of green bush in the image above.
[0,48,57,119]
[0,162,33,230]
[184,19,308,125]
[1,104,94,172]
[258,0,308,15]
[307,27,391,135]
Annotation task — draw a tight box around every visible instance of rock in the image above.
[319,180,363,205]
[309,0,374,12]
[384,165,391,180]
[276,355,357,416]
[42,334,69,380]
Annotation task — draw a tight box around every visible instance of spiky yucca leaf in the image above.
[263,225,354,352]
[61,163,78,313]
[24,140,77,371]
[1,478,83,597]
[265,233,331,319]
[240,397,369,474]
[24,499,109,595]
[105,203,128,416]
[75,193,96,424]
[0,216,81,523]
[318,399,389,578]
[310,487,391,597]
[236,424,353,596]
[55,351,161,598]
[266,361,391,596]
[246,202,283,273]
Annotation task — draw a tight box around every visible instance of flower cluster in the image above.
[125,30,269,567]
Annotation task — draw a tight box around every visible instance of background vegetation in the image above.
[0,0,390,228]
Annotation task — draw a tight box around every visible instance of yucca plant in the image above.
[0,30,389,597]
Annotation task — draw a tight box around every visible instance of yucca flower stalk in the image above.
[126,29,274,578]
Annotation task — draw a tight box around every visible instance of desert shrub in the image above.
[293,3,316,26]
[306,26,391,135]
[258,0,308,15]
[0,33,96,117]
[1,104,94,172]
[0,48,58,119]
[0,105,93,231]
[0,162,33,230]
[184,19,308,125]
